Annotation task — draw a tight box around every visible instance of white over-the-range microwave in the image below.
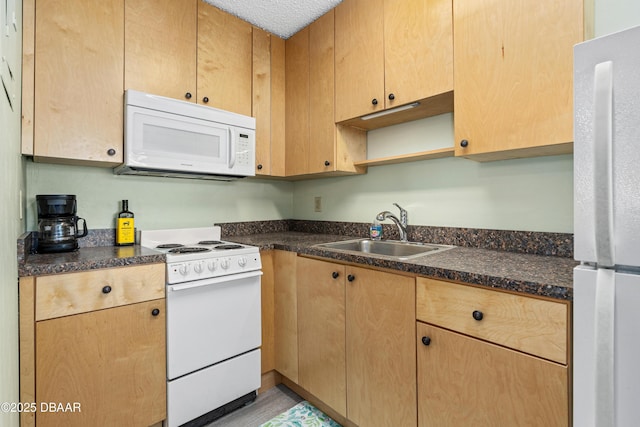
[115,90,256,180]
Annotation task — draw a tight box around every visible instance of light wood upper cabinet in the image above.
[253,29,286,176]
[308,12,339,174]
[198,3,253,116]
[453,0,584,161]
[335,0,454,128]
[334,0,385,122]
[383,0,453,109]
[125,0,252,116]
[124,0,197,101]
[32,0,124,166]
[285,27,310,176]
[285,11,366,177]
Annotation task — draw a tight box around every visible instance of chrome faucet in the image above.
[376,203,408,242]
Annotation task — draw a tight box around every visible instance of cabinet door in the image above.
[125,0,197,102]
[284,27,310,176]
[253,29,286,177]
[454,0,583,160]
[197,3,253,115]
[36,300,166,426]
[270,36,287,176]
[383,0,453,107]
[253,28,272,176]
[335,0,385,122]
[34,0,124,166]
[297,257,347,417]
[274,250,299,382]
[417,322,569,426]
[308,10,337,174]
[346,267,416,427]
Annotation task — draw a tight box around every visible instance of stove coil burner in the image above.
[168,247,212,254]
[157,243,184,249]
[198,240,224,245]
[215,244,243,250]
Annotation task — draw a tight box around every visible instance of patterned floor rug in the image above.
[258,401,342,427]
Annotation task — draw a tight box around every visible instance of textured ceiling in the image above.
[202,0,343,39]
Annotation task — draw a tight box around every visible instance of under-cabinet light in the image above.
[360,102,420,121]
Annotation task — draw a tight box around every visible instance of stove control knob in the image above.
[207,260,218,272]
[221,259,230,270]
[179,264,189,276]
[194,262,203,274]
[238,257,247,267]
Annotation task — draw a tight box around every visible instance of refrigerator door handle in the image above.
[593,61,615,268]
[594,268,616,427]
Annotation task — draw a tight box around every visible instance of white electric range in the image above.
[141,226,262,427]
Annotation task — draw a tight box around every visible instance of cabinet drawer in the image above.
[416,278,567,364]
[36,264,165,321]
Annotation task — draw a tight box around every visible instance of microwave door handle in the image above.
[228,128,236,168]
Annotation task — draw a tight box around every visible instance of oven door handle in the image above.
[168,270,263,292]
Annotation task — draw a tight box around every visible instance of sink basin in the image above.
[315,239,454,260]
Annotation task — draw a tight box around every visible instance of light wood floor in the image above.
[205,384,303,427]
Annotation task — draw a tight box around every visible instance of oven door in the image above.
[166,270,262,380]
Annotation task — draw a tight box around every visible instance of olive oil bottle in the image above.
[115,200,135,246]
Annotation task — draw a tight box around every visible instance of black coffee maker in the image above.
[36,195,88,253]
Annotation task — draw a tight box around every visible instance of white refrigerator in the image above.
[574,25,640,427]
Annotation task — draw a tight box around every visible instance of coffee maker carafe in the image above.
[37,195,88,253]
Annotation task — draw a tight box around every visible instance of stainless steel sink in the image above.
[315,239,454,260]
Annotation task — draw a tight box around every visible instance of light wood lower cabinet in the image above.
[272,255,571,427]
[416,277,570,426]
[297,257,347,416]
[273,250,299,382]
[345,264,416,427]
[296,256,416,426]
[36,300,166,427]
[417,322,569,426]
[19,264,166,427]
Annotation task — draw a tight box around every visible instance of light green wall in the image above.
[293,111,574,233]
[595,0,640,36]
[25,163,293,231]
[293,153,574,233]
[0,0,23,425]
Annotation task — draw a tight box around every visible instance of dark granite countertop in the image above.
[225,232,577,301]
[17,224,577,301]
[18,245,165,277]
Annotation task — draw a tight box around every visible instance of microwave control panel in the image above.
[235,132,255,169]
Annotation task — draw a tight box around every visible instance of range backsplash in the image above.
[218,220,573,258]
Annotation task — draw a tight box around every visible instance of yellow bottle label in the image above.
[116,217,135,245]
